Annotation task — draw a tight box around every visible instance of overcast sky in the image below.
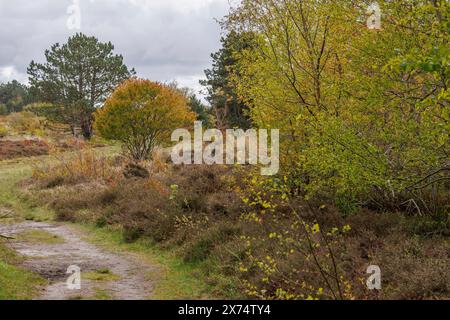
[0,0,231,99]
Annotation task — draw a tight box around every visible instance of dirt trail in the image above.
[0,220,155,300]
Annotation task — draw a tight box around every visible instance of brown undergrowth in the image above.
[24,150,450,300]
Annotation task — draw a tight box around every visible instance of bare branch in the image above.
[0,234,15,240]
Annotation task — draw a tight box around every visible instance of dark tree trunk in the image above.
[70,124,76,137]
[81,119,93,140]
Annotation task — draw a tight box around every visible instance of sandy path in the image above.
[0,221,155,300]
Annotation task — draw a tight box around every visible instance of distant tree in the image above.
[201,31,254,129]
[186,92,213,127]
[170,84,213,127]
[94,78,196,161]
[0,104,7,115]
[0,80,30,113]
[24,102,67,128]
[28,33,135,139]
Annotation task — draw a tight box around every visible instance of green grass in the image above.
[0,146,217,300]
[75,224,216,300]
[0,243,46,300]
[16,229,65,245]
[91,288,114,300]
[0,156,52,300]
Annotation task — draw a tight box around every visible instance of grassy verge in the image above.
[0,157,54,222]
[74,223,216,299]
[0,155,53,300]
[0,148,219,300]
[0,243,47,300]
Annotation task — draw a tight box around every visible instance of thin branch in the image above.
[404,167,450,191]
[0,234,15,240]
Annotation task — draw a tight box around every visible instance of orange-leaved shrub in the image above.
[95,78,196,161]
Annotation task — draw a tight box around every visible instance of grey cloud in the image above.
[0,0,229,96]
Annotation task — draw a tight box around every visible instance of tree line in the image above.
[1,33,211,139]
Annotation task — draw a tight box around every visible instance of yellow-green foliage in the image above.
[227,0,449,214]
[6,111,46,136]
[214,0,450,299]
[234,169,353,300]
[0,123,8,138]
[95,78,197,161]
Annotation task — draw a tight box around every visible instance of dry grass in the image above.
[31,149,121,188]
[0,140,49,160]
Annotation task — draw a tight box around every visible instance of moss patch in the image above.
[16,229,65,245]
[82,269,120,282]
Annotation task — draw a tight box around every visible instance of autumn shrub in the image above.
[106,178,176,242]
[95,78,196,161]
[167,165,242,216]
[140,164,243,247]
[234,171,350,299]
[51,136,87,152]
[46,183,111,222]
